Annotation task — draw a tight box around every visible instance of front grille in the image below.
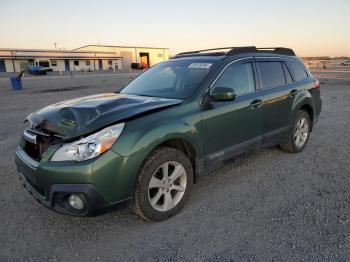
[24,141,41,161]
[22,129,62,161]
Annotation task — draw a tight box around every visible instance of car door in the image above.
[255,58,294,143]
[201,58,263,163]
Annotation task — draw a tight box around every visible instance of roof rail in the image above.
[256,47,296,56]
[175,47,235,56]
[226,46,258,55]
[174,46,296,57]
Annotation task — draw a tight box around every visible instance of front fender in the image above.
[111,100,203,161]
[113,120,202,159]
[104,119,202,200]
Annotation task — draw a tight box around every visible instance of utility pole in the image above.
[53,42,58,49]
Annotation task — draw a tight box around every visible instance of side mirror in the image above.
[210,87,236,102]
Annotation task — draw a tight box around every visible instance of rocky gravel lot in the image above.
[0,70,349,261]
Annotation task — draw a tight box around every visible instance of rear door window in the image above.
[212,63,255,96]
[257,62,285,89]
[288,60,308,82]
[282,62,293,83]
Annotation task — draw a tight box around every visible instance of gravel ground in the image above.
[0,70,349,261]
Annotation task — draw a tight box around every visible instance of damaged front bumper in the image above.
[15,146,132,216]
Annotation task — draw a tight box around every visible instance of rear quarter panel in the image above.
[291,77,321,122]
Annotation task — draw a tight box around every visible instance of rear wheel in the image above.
[280,110,311,153]
[134,146,193,221]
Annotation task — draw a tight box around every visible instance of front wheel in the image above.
[133,146,193,221]
[280,110,311,153]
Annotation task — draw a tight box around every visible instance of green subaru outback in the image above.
[15,47,321,221]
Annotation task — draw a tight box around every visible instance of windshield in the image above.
[121,59,214,99]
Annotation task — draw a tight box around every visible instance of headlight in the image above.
[51,123,125,162]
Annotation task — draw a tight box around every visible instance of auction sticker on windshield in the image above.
[188,63,212,69]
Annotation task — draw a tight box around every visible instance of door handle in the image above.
[289,89,298,97]
[250,99,263,109]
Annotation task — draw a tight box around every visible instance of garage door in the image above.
[120,52,132,71]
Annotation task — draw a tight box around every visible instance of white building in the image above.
[0,45,169,72]
[75,45,170,69]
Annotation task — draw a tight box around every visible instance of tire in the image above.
[280,110,311,153]
[134,146,193,221]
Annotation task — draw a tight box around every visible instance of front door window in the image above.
[212,63,255,96]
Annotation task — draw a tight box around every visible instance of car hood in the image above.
[25,93,182,140]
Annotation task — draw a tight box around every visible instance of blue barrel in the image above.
[10,77,23,90]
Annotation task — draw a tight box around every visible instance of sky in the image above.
[0,0,349,57]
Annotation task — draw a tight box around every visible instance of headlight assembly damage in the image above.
[50,123,125,162]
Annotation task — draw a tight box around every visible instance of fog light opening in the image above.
[68,194,85,210]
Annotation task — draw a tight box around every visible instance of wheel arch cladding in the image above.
[132,136,198,183]
[157,138,196,175]
[299,104,314,123]
[292,90,314,122]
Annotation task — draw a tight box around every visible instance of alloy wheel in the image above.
[148,161,187,212]
[294,117,309,147]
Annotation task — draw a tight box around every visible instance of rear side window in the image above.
[288,60,308,82]
[212,63,255,96]
[257,62,285,88]
[282,62,293,83]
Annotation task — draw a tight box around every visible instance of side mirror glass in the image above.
[210,87,236,102]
